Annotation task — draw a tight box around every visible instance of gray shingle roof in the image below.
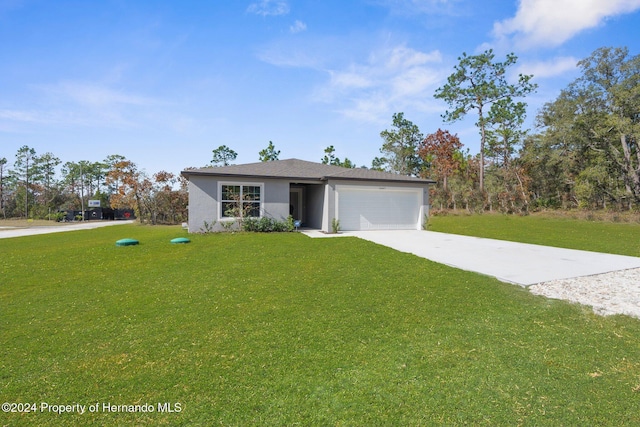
[181,158,434,184]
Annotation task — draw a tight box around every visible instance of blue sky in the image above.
[1,0,640,176]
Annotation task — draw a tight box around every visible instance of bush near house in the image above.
[241,216,295,232]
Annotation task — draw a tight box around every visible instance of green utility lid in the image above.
[116,238,139,246]
[171,237,191,244]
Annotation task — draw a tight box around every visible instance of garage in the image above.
[336,185,423,231]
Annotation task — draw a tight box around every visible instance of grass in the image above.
[428,212,640,257]
[2,224,640,425]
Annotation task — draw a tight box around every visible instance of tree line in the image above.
[3,46,636,221]
[207,46,640,215]
[215,46,640,214]
[419,46,640,213]
[0,151,188,224]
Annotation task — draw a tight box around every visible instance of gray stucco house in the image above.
[181,158,434,233]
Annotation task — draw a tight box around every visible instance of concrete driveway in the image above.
[0,220,136,239]
[311,230,640,286]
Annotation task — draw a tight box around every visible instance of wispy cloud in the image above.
[0,81,162,129]
[0,108,105,127]
[40,81,157,108]
[290,20,306,33]
[258,38,444,123]
[370,0,462,16]
[315,45,444,123]
[493,0,640,49]
[246,0,290,16]
[516,56,579,79]
[256,36,337,68]
[0,109,39,123]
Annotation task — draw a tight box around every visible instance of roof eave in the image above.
[180,170,326,182]
[323,176,435,184]
[181,169,435,185]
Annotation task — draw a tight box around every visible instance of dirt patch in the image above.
[0,219,75,229]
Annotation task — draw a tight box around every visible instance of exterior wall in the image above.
[187,176,290,232]
[321,183,335,233]
[187,174,430,233]
[422,186,430,227]
[263,180,290,221]
[187,175,218,233]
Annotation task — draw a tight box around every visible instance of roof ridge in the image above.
[181,158,434,183]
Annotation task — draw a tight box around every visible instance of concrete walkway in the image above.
[0,220,136,239]
[304,229,640,286]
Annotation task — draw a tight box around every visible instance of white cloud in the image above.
[0,108,102,127]
[257,35,445,123]
[333,46,441,92]
[0,81,162,129]
[257,45,324,68]
[337,94,391,123]
[0,109,39,123]
[247,0,290,16]
[290,20,306,33]
[371,0,462,16]
[328,70,373,90]
[516,56,579,79]
[41,81,156,108]
[316,45,444,123]
[391,67,441,97]
[493,0,640,49]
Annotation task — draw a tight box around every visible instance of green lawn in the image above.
[2,224,640,425]
[428,213,640,257]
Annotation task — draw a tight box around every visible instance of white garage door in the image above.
[337,186,422,231]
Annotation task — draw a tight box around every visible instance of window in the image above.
[220,183,262,219]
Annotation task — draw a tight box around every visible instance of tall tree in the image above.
[573,46,640,204]
[259,141,280,162]
[211,145,237,166]
[418,129,463,191]
[370,156,387,172]
[321,145,338,165]
[0,157,7,219]
[378,112,424,176]
[84,161,108,196]
[525,46,640,209]
[434,50,536,190]
[36,152,61,219]
[12,145,37,218]
[105,158,142,216]
[104,154,127,197]
[321,145,355,168]
[485,98,527,168]
[523,93,590,209]
[62,160,92,217]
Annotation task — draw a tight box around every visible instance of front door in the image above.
[289,188,303,223]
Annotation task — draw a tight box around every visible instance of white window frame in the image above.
[218,181,264,221]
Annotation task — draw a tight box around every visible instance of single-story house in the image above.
[180,158,435,233]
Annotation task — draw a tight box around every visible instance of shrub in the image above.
[331,218,340,233]
[200,220,217,233]
[51,212,67,222]
[241,216,295,233]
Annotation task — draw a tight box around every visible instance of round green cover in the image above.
[171,237,191,244]
[116,238,139,246]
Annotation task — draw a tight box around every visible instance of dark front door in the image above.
[289,188,303,223]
